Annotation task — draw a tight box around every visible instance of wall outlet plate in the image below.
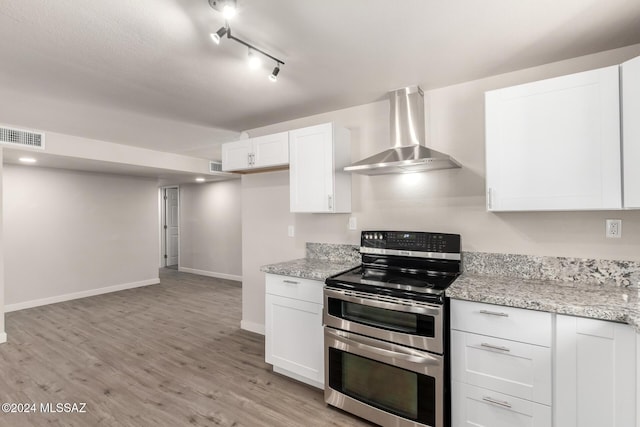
[606,219,622,238]
[287,225,295,237]
[348,216,357,230]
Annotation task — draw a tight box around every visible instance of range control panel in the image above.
[361,231,461,253]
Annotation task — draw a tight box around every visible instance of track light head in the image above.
[210,26,227,44]
[269,65,280,82]
[209,0,237,19]
[222,3,237,19]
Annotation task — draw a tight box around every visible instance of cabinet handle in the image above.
[482,396,512,409]
[283,280,299,285]
[480,342,511,352]
[487,188,493,210]
[479,309,509,317]
[328,195,333,210]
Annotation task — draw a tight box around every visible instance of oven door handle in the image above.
[324,287,442,316]
[326,328,440,366]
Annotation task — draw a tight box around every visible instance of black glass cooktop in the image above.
[326,266,459,303]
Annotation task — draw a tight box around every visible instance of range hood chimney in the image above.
[344,86,461,175]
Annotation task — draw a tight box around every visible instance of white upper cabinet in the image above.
[622,55,640,208]
[289,123,351,213]
[221,132,289,172]
[485,66,622,211]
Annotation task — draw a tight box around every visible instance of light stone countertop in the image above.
[260,258,359,282]
[447,273,640,333]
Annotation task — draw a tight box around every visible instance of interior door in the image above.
[165,187,179,266]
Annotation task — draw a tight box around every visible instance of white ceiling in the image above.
[1,0,640,158]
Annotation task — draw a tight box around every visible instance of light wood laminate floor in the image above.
[0,269,372,427]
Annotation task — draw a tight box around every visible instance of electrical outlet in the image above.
[287,225,295,237]
[606,219,622,238]
[348,216,357,230]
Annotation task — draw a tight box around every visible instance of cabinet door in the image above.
[485,66,621,211]
[289,123,335,212]
[265,294,324,387]
[622,55,640,208]
[253,132,289,169]
[555,315,636,427]
[452,381,551,427]
[221,140,252,171]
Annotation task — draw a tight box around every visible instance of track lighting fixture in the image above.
[210,26,228,45]
[269,65,280,82]
[208,0,285,82]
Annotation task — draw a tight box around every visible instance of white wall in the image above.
[179,180,242,281]
[240,44,640,332]
[3,165,159,311]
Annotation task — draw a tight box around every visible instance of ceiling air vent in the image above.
[209,161,222,172]
[0,125,45,150]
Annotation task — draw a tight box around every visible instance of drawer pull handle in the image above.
[479,309,509,317]
[283,280,299,285]
[480,342,511,352]
[482,396,512,408]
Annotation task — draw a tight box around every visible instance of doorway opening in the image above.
[160,186,179,269]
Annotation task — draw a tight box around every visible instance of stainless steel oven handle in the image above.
[326,328,439,365]
[324,287,441,316]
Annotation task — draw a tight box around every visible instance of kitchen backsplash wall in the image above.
[306,242,360,263]
[463,252,640,288]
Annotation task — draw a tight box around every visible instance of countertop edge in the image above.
[446,273,640,333]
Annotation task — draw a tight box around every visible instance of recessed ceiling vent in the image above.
[209,161,222,172]
[0,125,45,150]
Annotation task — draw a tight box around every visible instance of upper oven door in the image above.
[323,287,444,354]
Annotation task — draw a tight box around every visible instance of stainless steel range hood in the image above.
[344,86,461,175]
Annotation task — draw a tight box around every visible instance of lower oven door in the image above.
[325,327,444,427]
[324,287,443,353]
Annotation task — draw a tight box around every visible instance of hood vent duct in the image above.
[344,86,460,175]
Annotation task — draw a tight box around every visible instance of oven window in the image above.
[329,298,435,337]
[329,348,436,425]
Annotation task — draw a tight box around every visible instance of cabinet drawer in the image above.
[451,330,552,405]
[452,382,551,427]
[451,299,552,347]
[265,274,323,304]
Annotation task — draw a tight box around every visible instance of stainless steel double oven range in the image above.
[324,231,461,427]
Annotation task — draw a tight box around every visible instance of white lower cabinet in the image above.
[555,315,637,427]
[264,274,324,389]
[452,300,639,427]
[451,300,552,427]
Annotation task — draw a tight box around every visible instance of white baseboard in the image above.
[178,267,242,283]
[0,332,6,344]
[241,320,265,335]
[4,278,160,313]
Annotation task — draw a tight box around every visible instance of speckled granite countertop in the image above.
[447,273,640,332]
[261,258,359,281]
[260,242,360,282]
